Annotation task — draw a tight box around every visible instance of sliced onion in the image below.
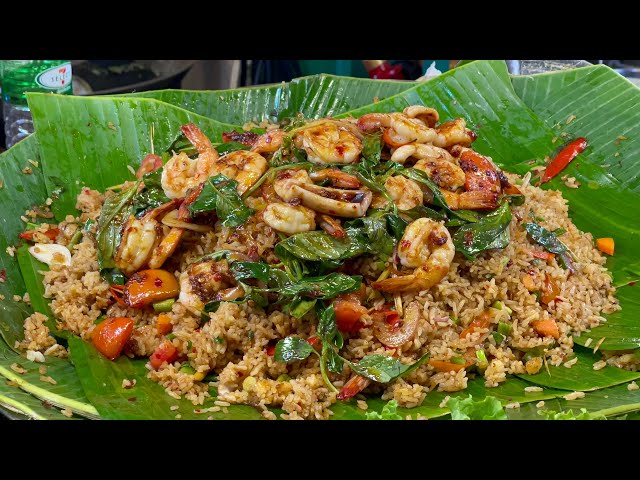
[373,301,420,348]
[161,209,212,233]
[28,243,71,267]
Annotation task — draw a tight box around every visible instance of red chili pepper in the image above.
[307,336,320,347]
[266,341,276,356]
[541,137,587,184]
[19,228,59,242]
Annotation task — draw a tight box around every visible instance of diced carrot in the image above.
[596,237,614,256]
[531,319,560,339]
[428,360,466,373]
[460,310,492,339]
[150,340,179,370]
[540,274,561,305]
[92,317,134,360]
[156,313,173,335]
[522,273,537,292]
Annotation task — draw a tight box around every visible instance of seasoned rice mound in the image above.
[28,179,621,419]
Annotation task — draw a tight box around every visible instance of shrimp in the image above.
[179,257,244,312]
[309,168,361,189]
[383,175,424,210]
[295,120,362,164]
[262,203,316,235]
[114,200,180,275]
[213,150,268,195]
[372,218,454,293]
[316,214,346,238]
[251,129,285,154]
[273,169,372,218]
[440,190,499,210]
[161,123,219,199]
[450,146,501,193]
[435,118,477,148]
[391,143,466,192]
[357,112,439,147]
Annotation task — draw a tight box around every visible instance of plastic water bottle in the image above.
[0,60,73,148]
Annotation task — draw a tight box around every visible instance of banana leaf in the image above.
[0,60,639,419]
[126,74,415,123]
[512,65,640,350]
[506,381,640,419]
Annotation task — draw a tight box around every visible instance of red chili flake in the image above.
[154,278,163,287]
[0,269,6,283]
[266,340,277,356]
[307,336,320,347]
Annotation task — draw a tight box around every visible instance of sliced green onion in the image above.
[166,333,177,341]
[450,356,466,365]
[491,301,513,315]
[82,218,95,232]
[498,322,513,336]
[67,229,83,249]
[152,298,175,313]
[492,331,506,344]
[179,364,196,374]
[277,374,291,382]
[475,349,488,368]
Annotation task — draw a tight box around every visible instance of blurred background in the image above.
[2,59,639,150]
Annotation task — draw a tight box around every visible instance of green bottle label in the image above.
[35,62,72,89]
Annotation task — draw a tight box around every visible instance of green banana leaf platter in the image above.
[1,60,639,420]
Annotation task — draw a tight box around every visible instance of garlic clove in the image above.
[28,243,72,267]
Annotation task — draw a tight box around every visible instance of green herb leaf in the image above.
[523,221,575,272]
[344,353,429,384]
[95,182,139,281]
[365,399,403,420]
[188,174,254,227]
[537,408,606,420]
[274,336,316,363]
[361,132,383,169]
[453,202,512,259]
[448,395,507,420]
[275,228,369,263]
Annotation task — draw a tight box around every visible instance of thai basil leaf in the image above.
[275,228,369,263]
[523,221,576,272]
[324,344,344,374]
[214,141,250,155]
[288,298,317,319]
[400,167,450,209]
[188,174,254,228]
[230,261,271,283]
[317,304,337,342]
[501,193,525,206]
[361,132,383,169]
[95,181,139,280]
[448,395,507,420]
[386,213,409,241]
[346,215,395,258]
[274,337,316,363]
[166,132,197,158]
[402,205,447,222]
[344,353,429,384]
[365,400,403,420]
[277,273,362,300]
[452,202,512,259]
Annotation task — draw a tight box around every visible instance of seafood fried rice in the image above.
[16,107,622,419]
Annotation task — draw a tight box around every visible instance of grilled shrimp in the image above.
[391,143,466,192]
[262,203,316,235]
[179,256,245,312]
[213,150,268,195]
[440,190,498,210]
[309,168,361,189]
[251,129,285,154]
[435,118,476,148]
[357,112,439,147]
[373,218,454,293]
[162,123,220,199]
[450,146,501,193]
[114,200,180,275]
[295,120,363,164]
[370,175,423,211]
[273,169,372,218]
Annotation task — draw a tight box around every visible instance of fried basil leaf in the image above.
[452,202,512,259]
[344,353,430,384]
[523,221,576,272]
[274,337,316,363]
[188,174,254,227]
